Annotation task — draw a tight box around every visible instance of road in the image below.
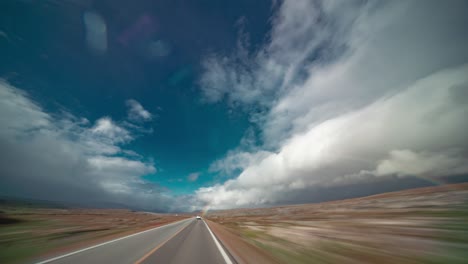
[36,218,234,264]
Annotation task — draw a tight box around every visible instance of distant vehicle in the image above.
[196,215,201,220]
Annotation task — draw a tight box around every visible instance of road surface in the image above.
[36,218,234,264]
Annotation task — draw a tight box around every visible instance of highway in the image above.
[36,218,234,264]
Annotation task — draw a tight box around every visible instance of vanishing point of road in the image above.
[35,218,234,264]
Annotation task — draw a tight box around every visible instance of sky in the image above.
[1,0,468,212]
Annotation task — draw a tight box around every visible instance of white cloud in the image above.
[83,11,107,54]
[0,80,185,211]
[0,80,50,136]
[88,156,156,174]
[196,0,468,209]
[91,117,132,143]
[126,99,152,122]
[374,150,468,178]
[187,172,200,182]
[262,0,468,147]
[199,0,363,108]
[87,156,156,195]
[209,150,271,176]
[198,65,468,208]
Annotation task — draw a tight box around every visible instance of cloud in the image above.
[0,80,184,212]
[373,150,468,178]
[196,0,468,209]
[208,150,271,177]
[262,0,468,146]
[83,11,107,54]
[91,117,132,143]
[187,172,200,182]
[0,81,51,134]
[199,0,361,108]
[126,99,152,122]
[88,156,156,175]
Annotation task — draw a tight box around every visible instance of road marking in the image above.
[35,218,191,264]
[133,220,193,264]
[203,220,234,264]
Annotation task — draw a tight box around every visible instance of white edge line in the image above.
[203,220,233,264]
[35,218,192,264]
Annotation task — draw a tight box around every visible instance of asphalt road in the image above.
[36,218,233,264]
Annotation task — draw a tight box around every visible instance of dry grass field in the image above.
[206,183,468,264]
[0,206,188,263]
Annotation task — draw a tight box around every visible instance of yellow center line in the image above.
[133,220,193,264]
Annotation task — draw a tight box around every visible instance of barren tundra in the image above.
[206,183,468,264]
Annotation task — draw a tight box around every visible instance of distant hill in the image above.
[0,196,69,209]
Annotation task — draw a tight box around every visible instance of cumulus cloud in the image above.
[196,0,468,209]
[91,117,132,143]
[126,99,152,122]
[0,80,183,212]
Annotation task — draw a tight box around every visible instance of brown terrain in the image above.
[0,207,189,263]
[1,183,467,264]
[206,183,468,264]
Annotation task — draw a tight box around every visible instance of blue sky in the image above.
[1,0,468,212]
[0,0,272,195]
